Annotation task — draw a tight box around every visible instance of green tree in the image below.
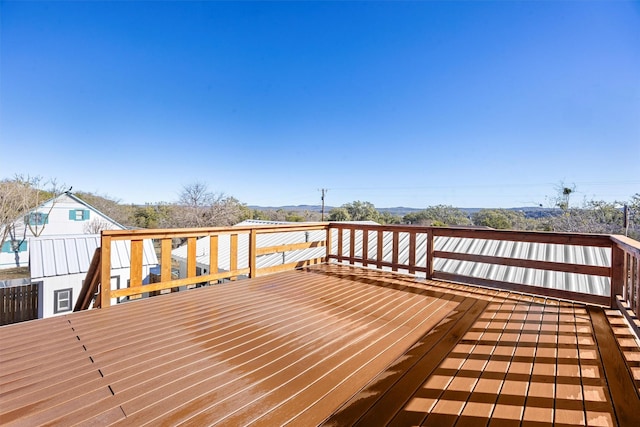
[328,207,351,221]
[472,209,513,229]
[328,201,381,222]
[285,212,305,222]
[379,211,402,225]
[403,205,471,226]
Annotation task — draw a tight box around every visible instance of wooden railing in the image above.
[92,223,640,333]
[610,235,640,337]
[99,223,329,308]
[329,223,614,306]
[74,248,101,311]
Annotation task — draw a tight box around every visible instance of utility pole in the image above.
[623,205,629,237]
[319,188,328,221]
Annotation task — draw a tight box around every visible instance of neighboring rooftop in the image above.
[29,234,158,279]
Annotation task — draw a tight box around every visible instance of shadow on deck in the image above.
[1,264,639,426]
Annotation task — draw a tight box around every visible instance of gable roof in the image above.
[30,234,158,278]
[47,192,127,230]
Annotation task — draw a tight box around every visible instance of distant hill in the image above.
[247,205,333,212]
[248,205,558,219]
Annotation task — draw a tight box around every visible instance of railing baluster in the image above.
[362,230,369,267]
[325,227,332,263]
[376,230,383,269]
[426,230,434,280]
[161,238,172,282]
[129,239,144,299]
[187,237,196,278]
[409,232,416,274]
[392,231,399,272]
[230,233,238,280]
[350,227,355,265]
[210,235,218,284]
[249,229,257,278]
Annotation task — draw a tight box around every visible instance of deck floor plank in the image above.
[1,264,639,426]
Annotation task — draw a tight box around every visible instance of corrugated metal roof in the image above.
[172,222,327,271]
[30,234,158,279]
[171,224,612,297]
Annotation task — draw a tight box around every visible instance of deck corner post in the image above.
[610,243,625,308]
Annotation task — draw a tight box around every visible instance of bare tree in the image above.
[174,182,249,228]
[0,175,64,267]
[83,218,115,234]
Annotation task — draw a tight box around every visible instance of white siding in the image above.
[0,193,125,269]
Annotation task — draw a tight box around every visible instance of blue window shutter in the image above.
[83,210,90,220]
[69,210,76,220]
[1,241,27,252]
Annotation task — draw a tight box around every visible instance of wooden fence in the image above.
[1,283,38,325]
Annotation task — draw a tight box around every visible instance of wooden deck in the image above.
[1,264,639,426]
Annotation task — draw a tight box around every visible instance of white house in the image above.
[29,234,158,318]
[1,192,125,269]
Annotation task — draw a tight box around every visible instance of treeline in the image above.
[327,197,640,239]
[60,189,640,240]
[2,177,638,239]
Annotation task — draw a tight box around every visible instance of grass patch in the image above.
[0,267,30,280]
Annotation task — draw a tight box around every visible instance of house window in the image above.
[1,241,27,253]
[25,212,49,226]
[54,288,73,314]
[69,209,90,221]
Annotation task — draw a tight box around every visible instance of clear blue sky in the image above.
[1,1,638,209]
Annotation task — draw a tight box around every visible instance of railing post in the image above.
[426,229,434,280]
[100,233,112,308]
[337,227,344,262]
[611,244,624,308]
[249,229,257,278]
